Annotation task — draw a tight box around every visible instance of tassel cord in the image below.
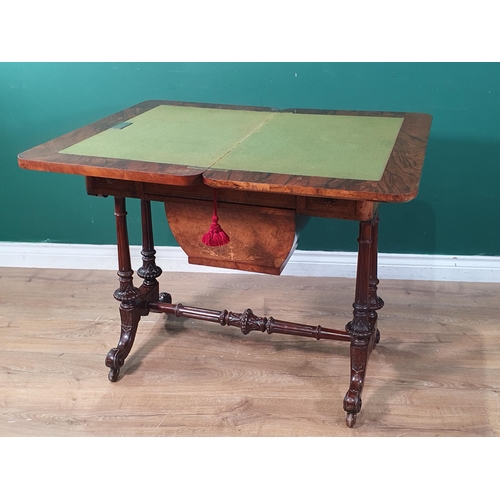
[201,189,230,247]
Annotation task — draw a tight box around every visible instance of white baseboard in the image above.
[0,242,499,283]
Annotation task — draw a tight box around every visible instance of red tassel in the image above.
[201,189,230,246]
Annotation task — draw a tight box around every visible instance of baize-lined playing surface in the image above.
[60,105,404,181]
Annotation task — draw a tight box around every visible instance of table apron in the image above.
[85,176,378,221]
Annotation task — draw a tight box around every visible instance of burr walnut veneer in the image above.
[18,100,432,427]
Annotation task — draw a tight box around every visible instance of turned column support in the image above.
[112,197,141,305]
[369,214,384,343]
[137,199,163,289]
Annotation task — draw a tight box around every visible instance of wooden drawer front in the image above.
[87,177,297,212]
[146,183,296,210]
[86,177,144,198]
[296,196,376,220]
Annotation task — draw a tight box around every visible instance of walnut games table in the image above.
[18,100,432,427]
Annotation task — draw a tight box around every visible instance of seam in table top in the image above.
[208,113,276,170]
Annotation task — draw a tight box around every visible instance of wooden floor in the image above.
[1,267,499,437]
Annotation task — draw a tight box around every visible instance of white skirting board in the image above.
[0,242,499,283]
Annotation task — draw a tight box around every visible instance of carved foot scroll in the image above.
[343,334,377,428]
[106,306,141,382]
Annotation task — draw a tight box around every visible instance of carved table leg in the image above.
[344,218,377,427]
[106,197,142,382]
[106,198,168,381]
[369,215,384,345]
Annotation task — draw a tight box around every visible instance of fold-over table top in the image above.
[18,100,432,202]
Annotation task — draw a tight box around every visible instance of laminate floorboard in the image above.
[1,267,499,436]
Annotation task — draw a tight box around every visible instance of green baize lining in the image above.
[60,105,404,181]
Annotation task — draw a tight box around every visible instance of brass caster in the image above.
[108,368,120,382]
[346,412,357,428]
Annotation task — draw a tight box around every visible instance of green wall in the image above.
[1,62,499,256]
